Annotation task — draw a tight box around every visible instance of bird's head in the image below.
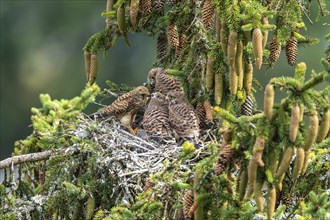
[166,91,184,105]
[147,68,164,92]
[150,92,168,106]
[134,86,150,106]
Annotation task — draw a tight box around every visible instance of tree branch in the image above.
[0,145,78,169]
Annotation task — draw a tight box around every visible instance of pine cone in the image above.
[326,52,330,63]
[195,100,213,129]
[140,0,152,15]
[130,0,140,30]
[241,95,254,116]
[167,24,180,49]
[202,0,214,30]
[252,27,263,69]
[214,144,235,176]
[176,34,187,57]
[220,21,228,55]
[269,34,281,63]
[183,189,194,219]
[244,61,253,95]
[89,54,98,85]
[154,0,165,14]
[157,32,168,61]
[166,0,177,6]
[282,194,293,207]
[285,35,298,66]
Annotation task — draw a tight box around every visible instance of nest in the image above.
[75,116,211,205]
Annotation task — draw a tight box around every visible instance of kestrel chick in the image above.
[89,86,150,127]
[142,92,173,141]
[147,68,183,95]
[167,91,200,141]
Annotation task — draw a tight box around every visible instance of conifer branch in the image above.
[0,145,78,169]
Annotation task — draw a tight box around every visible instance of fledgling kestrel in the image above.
[147,68,183,95]
[167,91,200,141]
[89,86,150,127]
[142,92,173,141]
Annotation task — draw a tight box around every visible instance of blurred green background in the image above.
[0,1,328,160]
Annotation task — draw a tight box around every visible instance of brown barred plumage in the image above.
[168,91,200,140]
[286,34,298,66]
[202,0,214,30]
[89,86,150,127]
[269,34,281,63]
[143,92,173,141]
[147,68,183,95]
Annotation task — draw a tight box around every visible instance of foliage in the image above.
[1,0,330,219]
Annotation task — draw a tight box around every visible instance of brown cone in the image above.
[154,0,165,14]
[269,34,281,63]
[214,144,235,176]
[183,189,194,219]
[167,24,180,49]
[285,35,298,66]
[140,0,152,15]
[202,0,214,30]
[157,32,168,62]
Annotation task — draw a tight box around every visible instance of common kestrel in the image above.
[147,68,183,95]
[142,92,173,141]
[167,91,200,141]
[89,86,150,127]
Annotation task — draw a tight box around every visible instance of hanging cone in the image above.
[167,24,180,49]
[252,27,263,69]
[214,144,235,175]
[88,54,98,85]
[157,32,168,62]
[154,0,165,14]
[130,0,140,30]
[244,61,253,95]
[220,21,228,55]
[262,17,269,49]
[183,189,194,219]
[140,0,152,15]
[285,34,298,66]
[235,40,244,90]
[241,95,254,116]
[202,0,214,30]
[269,34,281,63]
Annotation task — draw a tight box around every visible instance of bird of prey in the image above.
[147,68,183,95]
[142,92,173,142]
[89,86,150,127]
[167,91,200,141]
